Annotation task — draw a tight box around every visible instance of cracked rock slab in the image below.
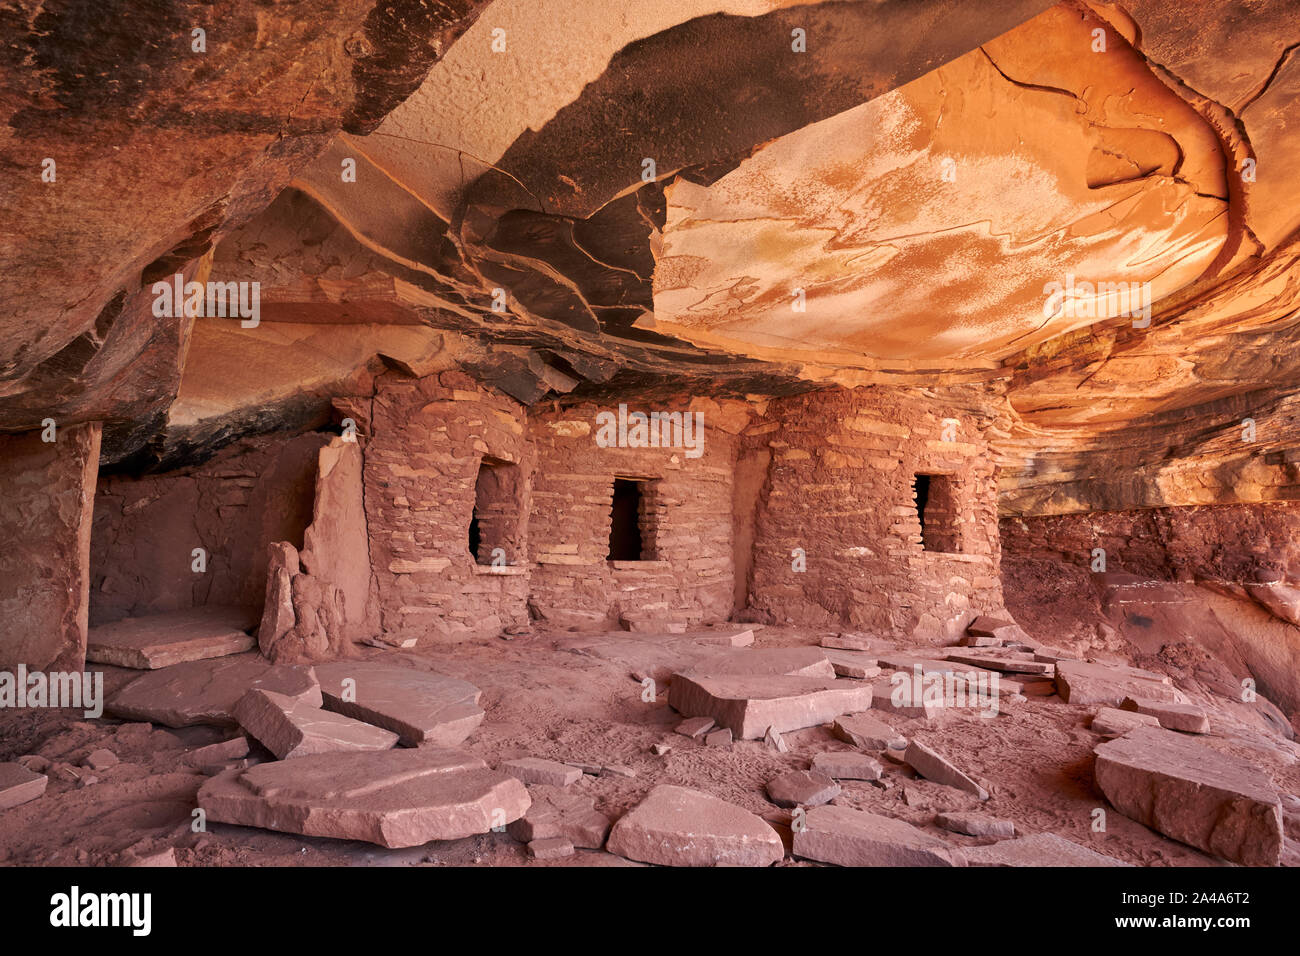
[314,661,484,747]
[197,748,529,848]
[108,654,321,728]
[792,805,967,867]
[87,607,257,669]
[668,672,872,739]
[606,785,784,867]
[233,688,398,760]
[1093,726,1283,866]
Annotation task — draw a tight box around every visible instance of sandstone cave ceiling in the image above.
[2,0,1300,515]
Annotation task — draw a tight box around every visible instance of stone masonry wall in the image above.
[0,422,101,669]
[364,369,535,643]
[527,402,737,630]
[744,386,1004,639]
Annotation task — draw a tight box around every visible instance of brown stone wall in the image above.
[90,432,323,625]
[744,386,1004,638]
[0,422,101,669]
[527,402,736,629]
[363,370,535,642]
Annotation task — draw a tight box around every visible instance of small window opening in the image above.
[914,473,961,553]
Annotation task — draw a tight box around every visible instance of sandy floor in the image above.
[1,624,1297,867]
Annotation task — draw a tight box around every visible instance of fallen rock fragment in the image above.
[606,785,784,867]
[315,661,484,747]
[965,616,1033,645]
[87,607,257,669]
[944,652,1053,675]
[501,757,582,788]
[832,712,906,750]
[811,751,883,781]
[83,749,118,771]
[1119,697,1211,733]
[935,812,1016,838]
[823,648,881,680]
[0,762,47,810]
[1094,726,1283,866]
[961,832,1131,866]
[820,633,873,651]
[705,728,733,748]
[904,740,988,800]
[198,748,529,848]
[108,654,321,728]
[764,726,789,752]
[792,805,966,866]
[765,770,840,808]
[1091,707,1160,737]
[180,736,250,770]
[1055,660,1182,707]
[234,688,398,759]
[507,787,611,849]
[528,837,575,860]
[675,716,714,739]
[669,672,872,739]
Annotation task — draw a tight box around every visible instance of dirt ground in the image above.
[1,622,1297,867]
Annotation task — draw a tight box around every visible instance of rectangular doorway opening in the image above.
[914,473,961,553]
[608,477,658,561]
[470,457,522,566]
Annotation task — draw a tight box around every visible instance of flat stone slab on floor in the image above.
[823,649,880,680]
[942,652,1053,676]
[792,805,967,866]
[501,757,582,788]
[820,633,874,651]
[962,832,1131,866]
[0,762,48,810]
[935,812,1016,838]
[832,712,907,750]
[811,751,883,781]
[315,661,484,747]
[1055,660,1183,707]
[1120,697,1211,733]
[876,657,1024,696]
[233,688,398,759]
[108,654,321,728]
[1094,726,1283,866]
[606,784,784,867]
[765,770,840,808]
[668,672,872,739]
[87,606,257,669]
[197,747,529,848]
